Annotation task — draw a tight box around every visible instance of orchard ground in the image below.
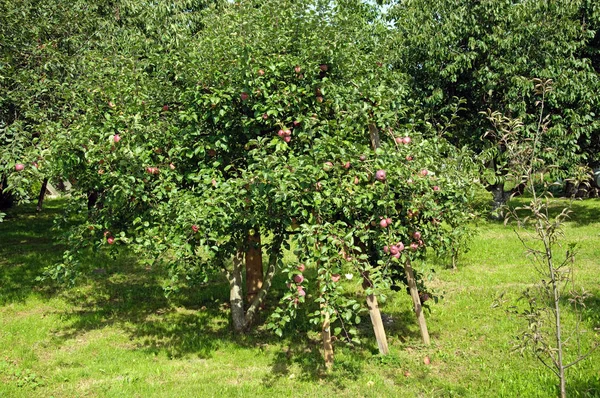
[1,198,599,397]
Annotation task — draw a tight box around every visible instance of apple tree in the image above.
[44,0,480,364]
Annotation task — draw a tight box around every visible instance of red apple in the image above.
[383,245,389,254]
[297,287,306,297]
[410,242,419,251]
[389,245,399,255]
[240,92,249,101]
[258,69,265,76]
[386,217,392,225]
[294,65,301,73]
[395,137,403,144]
[320,64,328,72]
[107,237,115,245]
[284,136,291,143]
[379,219,388,228]
[283,129,292,136]
[343,161,351,169]
[406,155,413,161]
[262,113,268,120]
[316,96,323,103]
[278,129,285,137]
[170,163,176,170]
[192,225,199,233]
[162,104,169,111]
[297,264,306,272]
[359,155,366,161]
[433,185,440,191]
[402,136,411,144]
[393,252,401,259]
[413,231,421,240]
[14,163,24,171]
[396,242,405,252]
[420,169,429,177]
[375,169,386,181]
[293,120,300,127]
[323,161,333,171]
[294,274,304,284]
[423,356,431,365]
[331,274,341,282]
[353,176,359,185]
[113,134,121,143]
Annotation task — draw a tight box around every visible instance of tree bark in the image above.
[245,230,263,303]
[228,249,246,334]
[0,175,14,210]
[227,234,284,333]
[36,178,49,212]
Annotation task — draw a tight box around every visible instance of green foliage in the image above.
[387,0,600,181]
[29,0,481,342]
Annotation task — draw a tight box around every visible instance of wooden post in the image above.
[361,122,390,355]
[321,301,334,369]
[405,259,430,345]
[362,272,389,355]
[245,230,263,303]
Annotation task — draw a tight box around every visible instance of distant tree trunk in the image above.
[36,178,49,212]
[488,181,508,214]
[0,175,14,210]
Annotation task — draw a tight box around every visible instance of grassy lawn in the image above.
[1,198,599,397]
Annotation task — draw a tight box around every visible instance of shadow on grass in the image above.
[0,200,65,304]
[1,199,428,385]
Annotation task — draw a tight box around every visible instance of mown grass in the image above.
[0,197,599,397]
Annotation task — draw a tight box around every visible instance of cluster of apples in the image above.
[383,231,424,259]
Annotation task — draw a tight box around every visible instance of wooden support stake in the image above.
[321,302,334,369]
[362,272,389,355]
[245,230,263,303]
[404,259,430,345]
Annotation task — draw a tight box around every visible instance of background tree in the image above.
[386,0,600,207]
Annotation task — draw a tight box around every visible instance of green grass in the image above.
[1,198,599,397]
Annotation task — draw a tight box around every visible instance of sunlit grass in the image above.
[1,198,599,397]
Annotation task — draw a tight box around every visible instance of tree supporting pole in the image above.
[405,259,430,345]
[362,272,389,355]
[321,301,334,369]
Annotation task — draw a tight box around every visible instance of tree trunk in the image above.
[489,181,508,214]
[228,248,246,334]
[405,259,430,345]
[36,178,49,212]
[227,235,284,334]
[245,230,263,303]
[0,175,14,210]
